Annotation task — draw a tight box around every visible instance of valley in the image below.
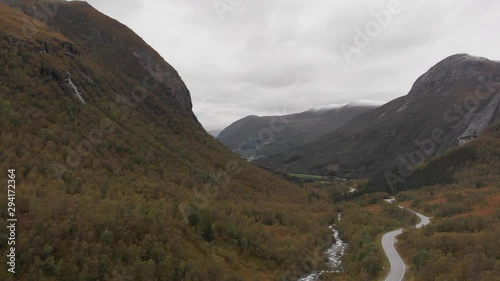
[0,1,499,281]
[0,2,337,280]
[293,124,499,281]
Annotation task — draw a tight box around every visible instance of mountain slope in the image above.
[393,122,500,280]
[218,101,383,159]
[0,2,334,280]
[256,54,500,178]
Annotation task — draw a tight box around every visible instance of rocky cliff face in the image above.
[456,92,500,145]
[409,54,500,95]
[3,0,196,115]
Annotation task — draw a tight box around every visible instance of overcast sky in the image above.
[81,0,500,131]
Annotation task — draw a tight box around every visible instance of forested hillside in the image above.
[0,2,335,280]
[394,123,500,280]
[366,121,500,194]
[317,122,499,280]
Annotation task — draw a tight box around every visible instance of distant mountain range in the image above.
[253,54,500,178]
[208,130,222,138]
[217,100,384,160]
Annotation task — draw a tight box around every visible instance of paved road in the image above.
[382,199,431,281]
[382,228,405,281]
[408,210,431,229]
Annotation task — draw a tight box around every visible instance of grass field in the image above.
[289,173,325,180]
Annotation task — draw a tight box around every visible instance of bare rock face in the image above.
[1,0,196,115]
[456,92,500,145]
[409,54,500,95]
[132,50,193,112]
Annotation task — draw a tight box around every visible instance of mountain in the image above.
[208,130,222,138]
[0,2,335,280]
[255,54,500,178]
[217,100,383,159]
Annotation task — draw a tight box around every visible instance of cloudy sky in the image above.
[81,0,500,131]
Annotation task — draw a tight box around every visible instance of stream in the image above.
[298,218,348,281]
[66,72,86,104]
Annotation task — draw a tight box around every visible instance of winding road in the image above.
[382,199,431,281]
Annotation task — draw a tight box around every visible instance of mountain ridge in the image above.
[409,53,500,95]
[255,53,500,178]
[217,100,383,158]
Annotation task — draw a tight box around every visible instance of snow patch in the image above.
[396,105,407,112]
[397,97,415,113]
